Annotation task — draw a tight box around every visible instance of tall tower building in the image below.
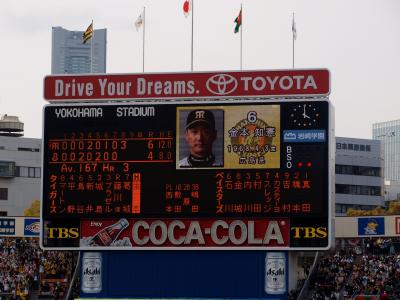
[51,26,106,74]
[372,120,400,181]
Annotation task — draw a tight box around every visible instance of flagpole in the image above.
[143,7,146,72]
[239,4,243,70]
[292,12,295,69]
[191,0,194,71]
[91,20,94,73]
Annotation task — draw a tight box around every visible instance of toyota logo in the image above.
[206,74,238,95]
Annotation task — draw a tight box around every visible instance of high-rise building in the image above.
[335,137,384,215]
[372,120,400,182]
[51,26,106,74]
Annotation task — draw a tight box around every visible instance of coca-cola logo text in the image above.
[81,219,289,248]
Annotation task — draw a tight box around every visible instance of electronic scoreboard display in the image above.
[41,100,333,250]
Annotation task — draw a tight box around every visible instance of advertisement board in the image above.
[265,252,287,295]
[41,99,332,250]
[24,218,40,236]
[0,218,16,235]
[0,217,39,237]
[43,69,330,102]
[357,217,385,236]
[81,252,102,294]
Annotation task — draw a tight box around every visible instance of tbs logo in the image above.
[291,227,327,239]
[48,227,79,239]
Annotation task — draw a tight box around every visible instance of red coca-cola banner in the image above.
[80,218,290,249]
[43,69,330,101]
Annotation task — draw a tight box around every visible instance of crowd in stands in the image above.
[4,235,400,299]
[0,237,78,299]
[308,237,400,300]
[0,238,39,299]
[309,252,354,299]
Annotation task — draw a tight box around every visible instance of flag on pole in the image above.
[183,0,191,17]
[292,15,297,40]
[234,8,242,33]
[135,11,144,30]
[82,21,93,44]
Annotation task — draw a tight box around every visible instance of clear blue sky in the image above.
[1,0,399,139]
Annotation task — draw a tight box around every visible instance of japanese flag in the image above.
[183,0,191,17]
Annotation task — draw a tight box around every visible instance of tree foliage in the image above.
[24,199,40,217]
[346,201,400,216]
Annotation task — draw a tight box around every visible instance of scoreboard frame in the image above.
[40,98,334,251]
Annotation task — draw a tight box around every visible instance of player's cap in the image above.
[186,109,215,130]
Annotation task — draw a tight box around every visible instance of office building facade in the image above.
[51,26,106,74]
[372,120,400,182]
[335,137,384,215]
[0,135,41,216]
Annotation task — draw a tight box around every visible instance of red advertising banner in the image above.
[80,218,290,249]
[44,69,330,101]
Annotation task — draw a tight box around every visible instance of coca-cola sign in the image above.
[43,69,330,102]
[80,218,290,249]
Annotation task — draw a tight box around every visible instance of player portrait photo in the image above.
[177,107,224,168]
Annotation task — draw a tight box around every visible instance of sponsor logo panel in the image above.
[81,252,102,294]
[44,69,330,101]
[43,219,80,248]
[80,218,290,248]
[0,218,16,236]
[358,217,385,236]
[283,130,326,143]
[206,74,238,95]
[265,252,287,295]
[396,217,400,235]
[290,218,329,248]
[24,218,40,236]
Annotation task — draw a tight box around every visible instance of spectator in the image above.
[0,237,78,299]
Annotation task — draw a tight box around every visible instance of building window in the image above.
[35,167,41,178]
[0,188,8,200]
[0,161,16,177]
[335,204,347,214]
[0,211,7,216]
[336,143,373,152]
[357,166,381,177]
[336,164,381,177]
[17,147,39,152]
[336,165,353,175]
[15,166,41,178]
[17,167,28,177]
[336,184,381,196]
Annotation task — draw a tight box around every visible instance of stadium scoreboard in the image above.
[41,99,333,250]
